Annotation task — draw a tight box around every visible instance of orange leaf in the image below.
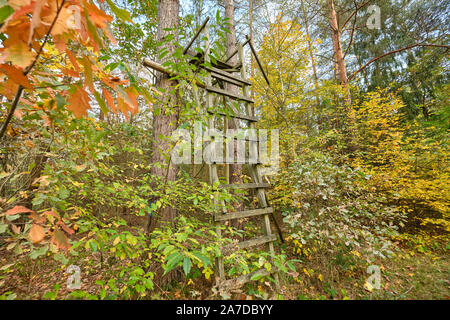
[85,2,113,29]
[28,0,46,46]
[65,49,80,72]
[0,64,33,89]
[103,88,116,113]
[57,220,75,235]
[4,205,33,216]
[67,87,91,118]
[29,224,45,243]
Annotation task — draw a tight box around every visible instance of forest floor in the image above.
[1,227,448,300]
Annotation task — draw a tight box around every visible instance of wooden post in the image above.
[238,44,279,289]
[204,25,225,281]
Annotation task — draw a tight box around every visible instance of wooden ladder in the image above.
[201,25,280,290]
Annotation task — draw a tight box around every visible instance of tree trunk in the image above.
[149,0,180,232]
[328,0,351,105]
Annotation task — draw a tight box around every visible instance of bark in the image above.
[328,0,351,105]
[149,0,180,232]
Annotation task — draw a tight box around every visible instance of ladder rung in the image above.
[212,159,263,165]
[226,234,277,250]
[205,86,254,104]
[221,268,277,288]
[215,207,273,222]
[211,133,259,142]
[208,109,258,122]
[203,65,252,86]
[219,183,271,189]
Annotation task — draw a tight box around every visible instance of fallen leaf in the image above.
[29,224,45,243]
[4,205,33,216]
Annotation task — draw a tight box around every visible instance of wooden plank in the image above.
[215,132,259,142]
[205,85,254,103]
[204,66,252,86]
[211,71,245,87]
[238,43,279,289]
[215,207,273,222]
[183,17,210,54]
[219,183,271,189]
[225,234,277,251]
[207,109,258,122]
[220,267,276,289]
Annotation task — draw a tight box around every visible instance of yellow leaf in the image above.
[364,281,373,292]
[4,41,36,69]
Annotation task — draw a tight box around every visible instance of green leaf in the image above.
[89,240,98,253]
[105,0,133,23]
[183,257,192,276]
[93,91,108,115]
[0,224,7,233]
[6,214,19,221]
[164,252,184,274]
[250,272,264,281]
[0,5,14,24]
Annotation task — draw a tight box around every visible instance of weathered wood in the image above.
[239,43,279,289]
[220,268,276,289]
[203,25,225,281]
[204,65,252,86]
[205,85,254,104]
[210,71,245,87]
[215,207,273,222]
[225,38,251,63]
[210,132,259,142]
[207,109,258,122]
[225,234,277,251]
[183,17,210,54]
[246,35,270,86]
[219,183,270,189]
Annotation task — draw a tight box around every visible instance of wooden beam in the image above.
[220,268,277,289]
[225,38,251,63]
[246,35,270,86]
[183,17,210,54]
[225,234,277,251]
[205,86,254,103]
[215,207,273,222]
[204,66,252,86]
[207,109,258,122]
[219,183,270,189]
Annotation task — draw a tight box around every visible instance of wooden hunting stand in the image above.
[143,18,282,290]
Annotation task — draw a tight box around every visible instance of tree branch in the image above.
[348,43,450,82]
[0,0,67,140]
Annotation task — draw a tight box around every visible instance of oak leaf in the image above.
[29,224,45,243]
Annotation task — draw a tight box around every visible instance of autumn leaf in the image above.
[67,86,91,118]
[52,228,70,251]
[3,205,33,216]
[28,0,45,46]
[3,41,35,69]
[57,220,75,235]
[0,64,33,88]
[84,1,113,29]
[103,88,116,113]
[29,224,45,243]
